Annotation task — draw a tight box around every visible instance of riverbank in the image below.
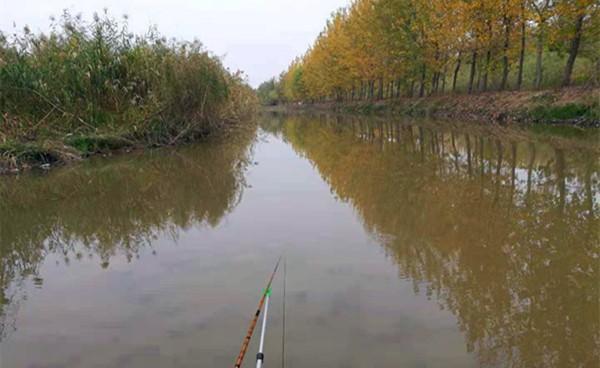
[0,12,258,174]
[0,120,257,174]
[266,86,599,128]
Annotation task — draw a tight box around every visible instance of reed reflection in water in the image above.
[0,128,256,342]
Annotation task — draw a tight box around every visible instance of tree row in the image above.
[259,0,598,104]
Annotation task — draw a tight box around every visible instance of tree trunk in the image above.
[468,51,477,94]
[500,16,511,90]
[378,77,384,99]
[387,80,392,99]
[516,2,526,89]
[482,50,491,91]
[359,81,363,100]
[562,14,585,87]
[441,69,447,93]
[535,29,544,89]
[453,52,462,92]
[419,64,426,97]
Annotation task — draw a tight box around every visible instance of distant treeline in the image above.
[0,11,257,170]
[258,0,599,105]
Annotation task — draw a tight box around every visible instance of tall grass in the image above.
[0,11,257,169]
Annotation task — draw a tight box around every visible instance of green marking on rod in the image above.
[265,287,272,296]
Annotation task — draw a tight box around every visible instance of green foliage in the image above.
[64,134,132,154]
[530,103,597,121]
[256,78,281,105]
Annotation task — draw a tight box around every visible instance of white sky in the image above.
[1,0,350,87]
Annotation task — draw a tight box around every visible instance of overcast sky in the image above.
[1,0,349,87]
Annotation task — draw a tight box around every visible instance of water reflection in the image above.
[0,128,255,340]
[1,114,598,367]
[265,113,599,367]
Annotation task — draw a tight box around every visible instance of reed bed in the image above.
[0,11,257,171]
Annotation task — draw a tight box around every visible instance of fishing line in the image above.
[281,257,287,368]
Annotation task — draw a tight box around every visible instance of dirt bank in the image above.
[268,86,599,127]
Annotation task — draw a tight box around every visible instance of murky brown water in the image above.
[0,113,598,368]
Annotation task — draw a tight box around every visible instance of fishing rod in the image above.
[256,284,271,368]
[234,257,281,368]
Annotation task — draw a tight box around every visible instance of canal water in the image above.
[0,113,598,367]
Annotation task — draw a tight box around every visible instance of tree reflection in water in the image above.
[265,113,598,368]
